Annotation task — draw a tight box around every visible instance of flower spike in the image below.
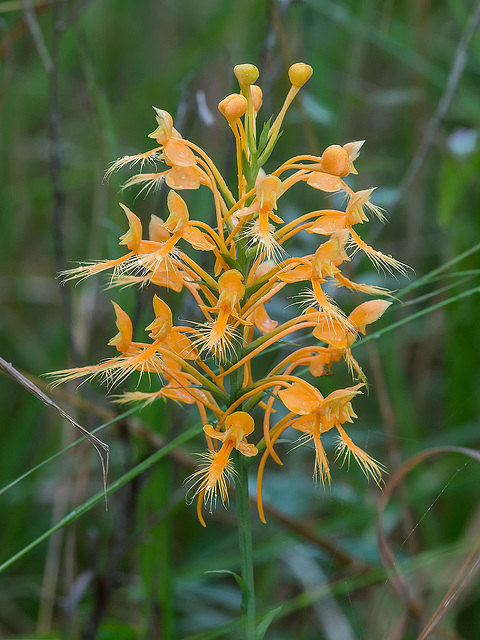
[50,61,407,526]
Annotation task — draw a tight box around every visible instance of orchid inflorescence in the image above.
[50,63,406,526]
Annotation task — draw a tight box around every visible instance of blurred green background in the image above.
[1,0,479,638]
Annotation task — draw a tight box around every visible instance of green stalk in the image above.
[140,401,174,639]
[224,132,263,639]
[235,450,256,640]
[229,363,256,639]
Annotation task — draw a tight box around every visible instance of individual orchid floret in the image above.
[193,269,248,362]
[243,174,286,261]
[278,237,351,326]
[104,108,175,181]
[114,108,207,193]
[308,189,409,276]
[188,411,258,526]
[312,300,392,379]
[274,381,382,486]
[280,230,394,300]
[47,302,163,388]
[60,203,159,284]
[132,190,215,283]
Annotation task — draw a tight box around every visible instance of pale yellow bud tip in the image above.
[251,85,263,112]
[234,63,259,86]
[218,94,248,122]
[288,63,313,88]
[148,107,173,144]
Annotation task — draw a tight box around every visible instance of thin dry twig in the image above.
[417,536,480,640]
[377,446,480,640]
[22,0,53,71]
[1,0,66,14]
[394,0,480,207]
[0,356,109,505]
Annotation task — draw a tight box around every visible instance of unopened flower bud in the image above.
[320,145,350,177]
[234,63,259,86]
[251,85,263,112]
[288,63,313,88]
[218,93,248,122]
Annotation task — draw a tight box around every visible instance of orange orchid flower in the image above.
[312,299,392,380]
[49,297,199,390]
[242,174,286,261]
[193,269,249,361]
[307,189,408,276]
[278,235,350,325]
[188,411,258,526]
[276,382,382,486]
[51,62,406,528]
[111,108,206,194]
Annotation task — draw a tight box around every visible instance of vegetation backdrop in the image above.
[1,1,479,638]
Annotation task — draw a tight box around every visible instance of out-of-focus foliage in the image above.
[0,1,479,638]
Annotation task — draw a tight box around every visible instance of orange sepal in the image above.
[308,213,346,235]
[164,191,189,233]
[278,263,312,283]
[149,215,171,243]
[161,386,197,405]
[238,441,258,457]
[306,172,343,193]
[145,295,173,341]
[182,226,216,251]
[164,138,197,167]
[349,300,392,333]
[167,330,198,359]
[166,166,203,190]
[312,315,350,349]
[278,382,323,415]
[148,265,184,292]
[108,302,133,353]
[203,423,224,441]
[148,108,173,145]
[118,203,143,252]
[253,304,278,335]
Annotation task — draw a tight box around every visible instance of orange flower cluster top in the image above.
[51,63,406,526]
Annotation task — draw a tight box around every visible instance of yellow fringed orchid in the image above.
[51,62,404,526]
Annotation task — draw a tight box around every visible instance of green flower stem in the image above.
[229,361,256,639]
[235,450,256,640]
